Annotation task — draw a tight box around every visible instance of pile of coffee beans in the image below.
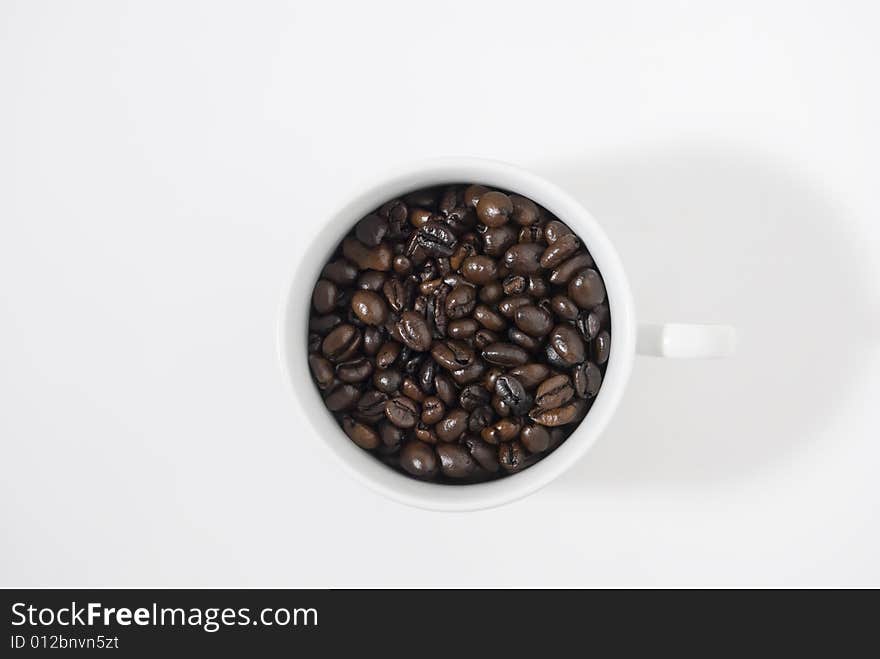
[307,184,610,483]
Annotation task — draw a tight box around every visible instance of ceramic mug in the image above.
[278,158,735,511]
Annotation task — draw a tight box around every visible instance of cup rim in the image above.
[277,157,636,511]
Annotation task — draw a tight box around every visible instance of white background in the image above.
[2,0,879,587]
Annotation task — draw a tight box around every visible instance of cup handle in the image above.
[637,323,736,358]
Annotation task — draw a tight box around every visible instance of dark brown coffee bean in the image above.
[375,341,401,369]
[461,255,498,285]
[514,304,554,337]
[409,207,433,229]
[544,343,568,370]
[396,311,432,351]
[448,318,478,339]
[577,303,609,342]
[592,330,611,364]
[414,221,457,257]
[417,359,437,393]
[510,194,540,225]
[481,418,522,444]
[465,435,500,472]
[450,360,486,385]
[478,280,504,304]
[385,396,419,428]
[476,191,513,227]
[351,289,389,326]
[414,423,438,444]
[324,383,360,412]
[468,405,494,433]
[308,332,322,353]
[357,270,387,291]
[507,363,552,389]
[312,279,340,315]
[400,440,438,478]
[544,220,572,244]
[401,377,425,402]
[519,224,544,243]
[421,396,445,424]
[373,368,401,393]
[527,275,549,298]
[463,184,490,208]
[431,340,476,371]
[382,278,412,313]
[404,352,425,375]
[308,354,335,390]
[502,275,527,296]
[435,409,469,442]
[498,295,531,318]
[392,255,412,274]
[469,305,502,332]
[568,268,606,309]
[481,225,518,256]
[378,420,404,449]
[529,399,586,426]
[518,423,549,453]
[572,361,602,398]
[336,357,373,383]
[494,375,531,415]
[460,383,491,411]
[474,328,499,349]
[498,440,526,473]
[436,443,476,478]
[551,295,580,321]
[535,374,575,409]
[445,284,477,319]
[508,327,541,351]
[321,259,358,286]
[355,213,388,247]
[342,416,380,450]
[322,324,362,362]
[549,324,586,365]
[540,233,580,269]
[342,237,393,271]
[549,252,594,285]
[503,243,544,275]
[482,342,529,367]
[309,313,342,335]
[355,390,389,423]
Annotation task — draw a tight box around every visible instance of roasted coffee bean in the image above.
[445,284,477,319]
[321,259,358,286]
[527,275,549,298]
[464,184,490,208]
[450,361,486,385]
[324,383,360,412]
[415,221,457,257]
[465,435,500,472]
[529,399,587,426]
[355,390,389,423]
[568,268,606,308]
[519,224,543,243]
[476,191,513,227]
[514,304,553,337]
[378,420,404,449]
[540,233,580,269]
[396,311,432,351]
[544,220,572,244]
[355,213,388,247]
[421,396,446,424]
[474,328,499,349]
[502,274,527,296]
[414,423,438,444]
[552,295,580,321]
[418,359,437,394]
[342,416,380,450]
[498,295,531,318]
[322,324,362,362]
[448,318,478,339]
[460,383,491,411]
[473,305,506,332]
[392,255,412,274]
[375,341,401,369]
[510,194,540,226]
[572,361,602,398]
[308,354,335,390]
[481,225,518,257]
[433,373,456,406]
[309,313,342,335]
[499,441,526,473]
[507,363,552,389]
[544,342,568,370]
[436,443,476,478]
[494,375,531,415]
[336,357,373,383]
[460,255,499,285]
[508,327,541,351]
[312,279,339,314]
[342,237,393,271]
[482,343,529,367]
[308,332,322,353]
[481,418,522,444]
[468,405,494,433]
[435,409,469,442]
[535,374,575,409]
[400,440,438,478]
[385,396,419,428]
[592,330,611,364]
[373,368,401,393]
[483,367,503,392]
[491,393,511,418]
[401,377,425,402]
[478,280,504,304]
[382,278,411,312]
[503,243,544,275]
[549,324,586,365]
[549,251,594,285]
[357,270,386,291]
[431,340,476,371]
[403,352,425,375]
[520,424,551,453]
[351,289,389,326]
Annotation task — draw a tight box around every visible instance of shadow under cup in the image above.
[278,159,636,511]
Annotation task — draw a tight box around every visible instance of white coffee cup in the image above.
[278,158,735,511]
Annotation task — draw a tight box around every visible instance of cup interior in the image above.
[278,158,636,511]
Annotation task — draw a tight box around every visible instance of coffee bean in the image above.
[544,220,572,244]
[568,268,606,308]
[520,424,551,453]
[357,270,387,291]
[482,342,529,367]
[436,443,476,478]
[549,252,594,285]
[468,405,494,433]
[308,354,335,390]
[498,441,526,473]
[396,311,432,351]
[414,221,457,257]
[309,313,342,335]
[373,368,401,393]
[551,295,580,321]
[519,224,543,243]
[342,416,380,449]
[431,340,476,371]
[312,279,339,314]
[508,327,541,351]
[421,396,446,424]
[324,383,361,412]
[351,289,389,326]
[355,390,389,424]
[400,440,438,478]
[481,418,522,444]
[572,361,602,398]
[464,184,490,208]
[322,324,362,362]
[448,318,478,339]
[502,275,527,295]
[342,237,393,271]
[461,255,498,285]
[378,420,404,449]
[544,342,569,370]
[527,275,549,298]
[385,396,419,428]
[445,284,477,319]
[308,332,322,353]
[529,399,586,426]
[459,383,491,411]
[592,330,611,364]
[503,243,544,275]
[494,375,531,415]
[474,328,499,349]
[418,359,437,394]
[435,409,469,442]
[540,233,580,268]
[478,281,504,305]
[414,423,438,444]
[514,304,554,337]
[510,194,540,226]
[401,377,425,402]
[465,435,500,472]
[336,357,373,383]
[535,374,575,409]
[549,324,586,365]
[507,363,552,389]
[375,341,401,369]
[481,225,518,256]
[321,259,358,286]
[476,191,513,227]
[498,295,531,318]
